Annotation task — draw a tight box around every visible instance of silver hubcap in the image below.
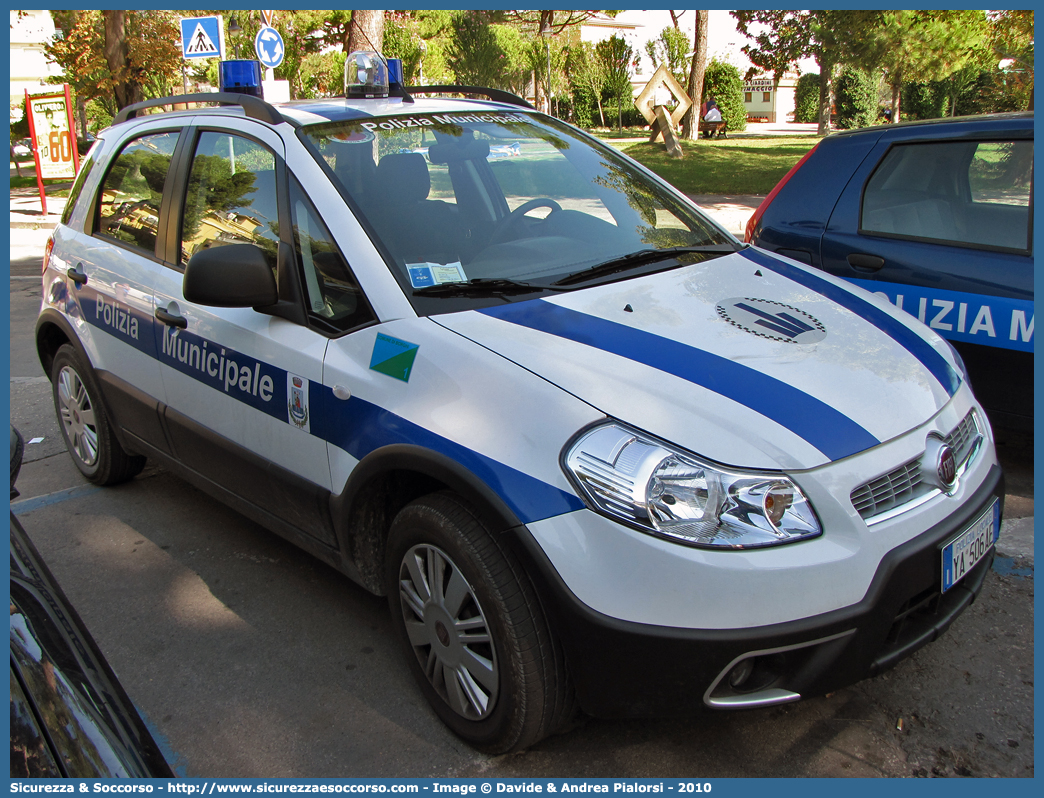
[398,544,498,720]
[57,365,99,467]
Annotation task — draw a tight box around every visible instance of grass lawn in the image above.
[587,126,650,140]
[603,135,821,195]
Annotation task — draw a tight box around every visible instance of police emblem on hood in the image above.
[716,297,827,344]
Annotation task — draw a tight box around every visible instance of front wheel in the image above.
[50,344,146,485]
[386,492,573,753]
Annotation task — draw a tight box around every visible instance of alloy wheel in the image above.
[56,365,99,467]
[397,544,499,720]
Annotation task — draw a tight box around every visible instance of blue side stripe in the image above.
[479,301,881,462]
[322,393,585,524]
[742,248,961,395]
[69,279,580,524]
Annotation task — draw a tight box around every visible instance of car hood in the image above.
[434,248,962,471]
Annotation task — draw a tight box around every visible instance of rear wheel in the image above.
[51,344,145,485]
[386,492,572,753]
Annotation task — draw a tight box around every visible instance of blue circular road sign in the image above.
[254,26,285,69]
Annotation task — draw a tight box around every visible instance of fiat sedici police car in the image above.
[37,55,1002,753]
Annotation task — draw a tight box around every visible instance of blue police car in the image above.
[746,113,1033,429]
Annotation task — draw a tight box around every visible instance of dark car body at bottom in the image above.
[747,113,1033,429]
[10,429,173,778]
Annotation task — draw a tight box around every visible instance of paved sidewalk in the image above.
[11,180,67,228]
[690,193,763,238]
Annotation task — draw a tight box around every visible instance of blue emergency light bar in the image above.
[220,60,264,98]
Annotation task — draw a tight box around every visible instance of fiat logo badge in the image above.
[937,445,957,488]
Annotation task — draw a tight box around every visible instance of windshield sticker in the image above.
[407,262,466,288]
[329,129,374,143]
[370,333,419,382]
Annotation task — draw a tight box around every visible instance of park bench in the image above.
[699,120,727,139]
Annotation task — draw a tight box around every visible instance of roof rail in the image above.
[113,92,283,126]
[404,86,534,110]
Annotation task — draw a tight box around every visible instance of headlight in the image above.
[563,423,821,549]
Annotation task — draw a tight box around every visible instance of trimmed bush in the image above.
[834,67,879,129]
[794,73,820,123]
[901,80,949,120]
[702,59,747,133]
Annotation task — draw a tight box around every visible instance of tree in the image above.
[494,10,619,113]
[46,11,182,114]
[851,10,991,123]
[596,35,633,130]
[566,41,606,127]
[347,9,385,56]
[989,10,1033,109]
[794,73,820,123]
[383,12,424,83]
[834,67,878,129]
[309,10,353,53]
[527,35,569,116]
[194,11,325,100]
[298,51,347,99]
[702,60,747,133]
[732,10,866,135]
[680,10,708,140]
[447,12,529,94]
[644,26,689,84]
[500,10,603,37]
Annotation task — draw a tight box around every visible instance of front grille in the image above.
[945,411,978,462]
[851,458,923,518]
[851,411,981,522]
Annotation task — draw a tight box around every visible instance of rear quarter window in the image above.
[60,150,97,226]
[861,139,1032,253]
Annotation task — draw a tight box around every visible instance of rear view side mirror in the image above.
[183,244,278,308]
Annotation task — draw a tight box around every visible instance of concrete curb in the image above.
[12,220,57,229]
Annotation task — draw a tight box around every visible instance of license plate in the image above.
[941,499,1000,592]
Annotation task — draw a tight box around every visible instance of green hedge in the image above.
[702,59,747,132]
[794,73,820,123]
[834,67,879,129]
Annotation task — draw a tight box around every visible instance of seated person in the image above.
[702,99,723,138]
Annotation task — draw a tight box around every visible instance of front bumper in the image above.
[507,464,1002,718]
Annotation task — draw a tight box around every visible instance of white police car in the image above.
[37,55,1003,753]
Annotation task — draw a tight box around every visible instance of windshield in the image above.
[301,110,736,311]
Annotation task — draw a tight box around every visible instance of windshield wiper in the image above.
[552,244,741,286]
[413,277,557,297]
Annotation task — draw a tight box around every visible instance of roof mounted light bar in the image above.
[113,92,283,126]
[404,86,534,110]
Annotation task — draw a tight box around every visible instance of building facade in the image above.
[10,10,63,107]
[742,73,798,123]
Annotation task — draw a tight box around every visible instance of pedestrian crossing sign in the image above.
[181,16,224,60]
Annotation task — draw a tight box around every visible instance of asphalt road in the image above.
[8,227,1034,778]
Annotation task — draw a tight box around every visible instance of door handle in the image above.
[67,263,87,285]
[846,253,885,272]
[155,307,187,328]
